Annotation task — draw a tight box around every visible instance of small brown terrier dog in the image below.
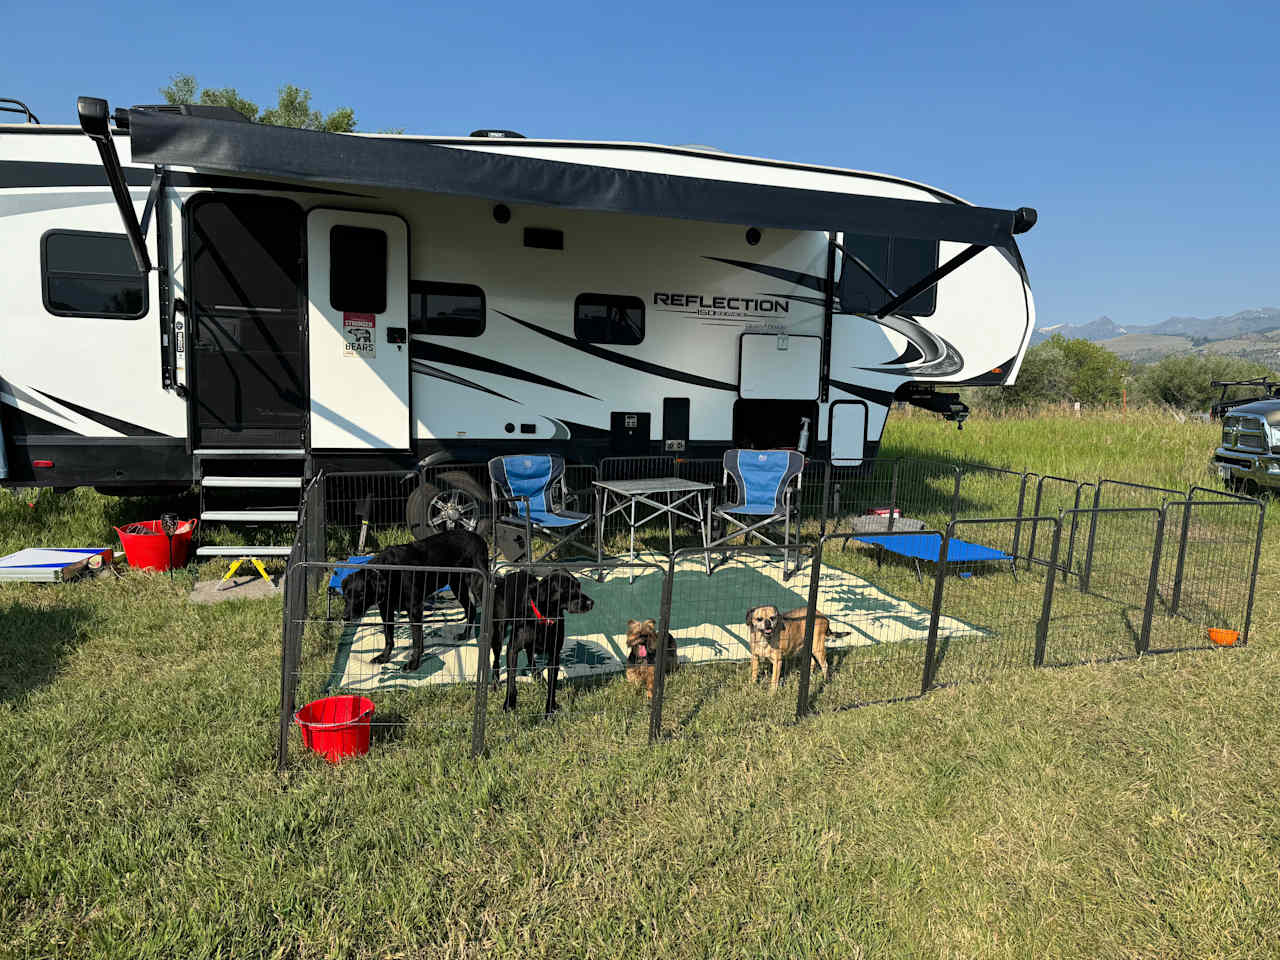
[744,605,845,692]
[624,618,679,698]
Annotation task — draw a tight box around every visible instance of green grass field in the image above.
[2,409,1278,959]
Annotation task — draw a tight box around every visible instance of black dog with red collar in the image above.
[489,568,594,715]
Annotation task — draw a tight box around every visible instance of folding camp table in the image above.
[593,477,714,570]
[849,532,1016,583]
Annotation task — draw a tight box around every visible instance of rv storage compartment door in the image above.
[738,333,821,400]
[829,400,868,465]
[306,209,411,450]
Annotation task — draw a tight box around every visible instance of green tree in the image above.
[1133,353,1277,411]
[160,74,354,131]
[994,334,1127,408]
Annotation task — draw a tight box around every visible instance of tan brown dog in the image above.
[624,618,679,698]
[745,605,846,692]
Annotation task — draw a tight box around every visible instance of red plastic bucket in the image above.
[113,519,197,571]
[295,695,375,763]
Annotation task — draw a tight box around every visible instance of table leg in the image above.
[666,491,675,556]
[702,490,712,576]
[629,496,637,584]
[594,487,604,581]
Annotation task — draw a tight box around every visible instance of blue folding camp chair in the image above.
[708,449,806,577]
[488,454,595,562]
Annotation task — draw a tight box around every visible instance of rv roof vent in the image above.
[469,129,526,139]
[115,103,252,129]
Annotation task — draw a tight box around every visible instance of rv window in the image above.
[329,225,387,313]
[574,294,644,346]
[41,231,147,319]
[409,281,486,337]
[837,234,938,317]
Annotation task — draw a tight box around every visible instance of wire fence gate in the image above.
[278,462,1266,769]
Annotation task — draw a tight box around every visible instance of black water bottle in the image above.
[160,512,179,581]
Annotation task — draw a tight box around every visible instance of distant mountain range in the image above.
[1032,308,1280,364]
[1032,316,1129,344]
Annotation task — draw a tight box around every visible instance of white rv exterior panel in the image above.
[829,400,869,465]
[738,334,821,400]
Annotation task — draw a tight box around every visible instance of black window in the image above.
[190,196,301,313]
[42,231,147,319]
[575,294,644,345]
[409,281,486,337]
[837,234,939,317]
[329,225,387,313]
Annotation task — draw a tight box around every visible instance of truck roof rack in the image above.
[0,98,39,124]
[1209,377,1280,420]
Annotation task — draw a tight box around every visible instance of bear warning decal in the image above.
[343,313,376,358]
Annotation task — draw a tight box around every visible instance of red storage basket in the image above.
[113,519,197,571]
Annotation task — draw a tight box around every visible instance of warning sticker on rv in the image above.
[342,313,376,358]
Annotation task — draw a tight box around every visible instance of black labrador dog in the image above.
[340,530,488,672]
[489,568,594,715]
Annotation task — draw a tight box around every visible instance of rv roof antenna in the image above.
[0,98,39,124]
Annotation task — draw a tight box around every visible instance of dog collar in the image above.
[529,600,548,622]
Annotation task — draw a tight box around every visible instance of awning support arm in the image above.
[830,239,897,300]
[820,234,837,403]
[77,96,151,273]
[874,243,984,319]
[139,166,164,240]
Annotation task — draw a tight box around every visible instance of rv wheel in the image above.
[406,472,492,538]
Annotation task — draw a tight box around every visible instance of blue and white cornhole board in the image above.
[0,548,112,582]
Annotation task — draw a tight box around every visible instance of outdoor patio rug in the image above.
[324,552,984,692]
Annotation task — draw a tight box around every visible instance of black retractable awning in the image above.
[127,109,1033,247]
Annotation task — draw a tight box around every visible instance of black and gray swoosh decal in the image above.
[554,419,611,440]
[713,256,966,377]
[855,314,963,377]
[2,383,69,422]
[410,341,598,400]
[498,311,737,392]
[703,257,828,293]
[886,342,923,365]
[34,389,170,437]
[829,380,895,406]
[411,360,521,403]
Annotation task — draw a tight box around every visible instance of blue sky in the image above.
[6,0,1276,328]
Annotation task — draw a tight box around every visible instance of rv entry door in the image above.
[306,209,410,450]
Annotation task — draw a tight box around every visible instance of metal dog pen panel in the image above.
[281,558,493,766]
[797,530,948,713]
[924,517,1060,690]
[641,544,820,739]
[1146,492,1264,651]
[473,558,669,750]
[1025,476,1093,573]
[1046,507,1165,666]
[956,464,1032,528]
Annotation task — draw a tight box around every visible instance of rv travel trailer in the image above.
[0,96,1036,526]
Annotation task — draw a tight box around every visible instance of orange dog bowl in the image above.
[1208,628,1238,647]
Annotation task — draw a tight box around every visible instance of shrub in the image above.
[991,335,1126,409]
[1133,354,1277,411]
